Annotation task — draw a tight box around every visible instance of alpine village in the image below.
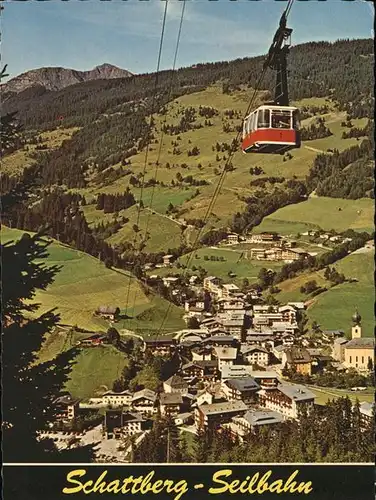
[2,11,374,466]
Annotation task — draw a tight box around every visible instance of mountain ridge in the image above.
[2,63,133,94]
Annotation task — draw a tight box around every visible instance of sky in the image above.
[1,0,374,81]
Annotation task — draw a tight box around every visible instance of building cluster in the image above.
[223,232,311,262]
[67,269,374,448]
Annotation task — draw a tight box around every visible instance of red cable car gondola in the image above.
[242,8,301,154]
[242,104,300,154]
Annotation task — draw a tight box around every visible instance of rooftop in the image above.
[278,384,315,402]
[198,400,248,416]
[345,338,375,349]
[132,389,157,403]
[102,390,132,397]
[214,347,238,360]
[285,347,312,364]
[164,375,188,387]
[241,345,268,354]
[241,409,284,427]
[160,393,183,405]
[225,377,260,392]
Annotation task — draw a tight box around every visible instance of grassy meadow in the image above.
[1,226,184,333]
[257,197,374,235]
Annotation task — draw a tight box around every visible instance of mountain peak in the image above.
[2,64,133,94]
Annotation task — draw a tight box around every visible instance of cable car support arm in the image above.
[263,10,293,106]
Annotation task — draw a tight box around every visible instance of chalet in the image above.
[163,375,189,395]
[78,334,107,347]
[54,395,80,423]
[221,283,240,298]
[218,312,246,339]
[246,232,281,245]
[159,393,183,417]
[217,297,246,312]
[253,305,277,314]
[280,332,295,347]
[203,276,222,294]
[271,322,299,335]
[282,348,312,376]
[246,336,275,349]
[221,377,260,405]
[104,410,150,439]
[278,305,297,323]
[258,383,315,420]
[253,312,283,330]
[181,360,219,382]
[200,317,221,330]
[273,344,288,361]
[213,346,238,370]
[226,233,239,245]
[248,371,280,390]
[94,306,120,321]
[191,346,213,362]
[228,409,284,441]
[246,328,275,343]
[131,389,158,415]
[195,389,215,406]
[174,412,194,426]
[179,340,200,357]
[162,276,179,287]
[184,300,205,313]
[143,336,177,355]
[101,390,132,407]
[281,248,309,261]
[241,345,269,366]
[195,400,248,429]
[163,254,174,266]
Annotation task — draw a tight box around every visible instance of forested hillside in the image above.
[1,37,374,297]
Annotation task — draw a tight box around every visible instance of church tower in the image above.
[351,309,362,339]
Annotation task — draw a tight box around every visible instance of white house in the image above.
[213,346,238,371]
[101,390,132,407]
[241,345,270,366]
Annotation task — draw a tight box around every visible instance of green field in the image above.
[307,250,374,336]
[148,246,283,286]
[1,226,184,333]
[65,346,128,400]
[257,197,374,235]
[37,326,130,400]
[106,205,185,253]
[36,327,128,399]
[310,386,375,405]
[275,247,374,336]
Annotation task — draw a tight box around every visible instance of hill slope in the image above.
[1,226,184,333]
